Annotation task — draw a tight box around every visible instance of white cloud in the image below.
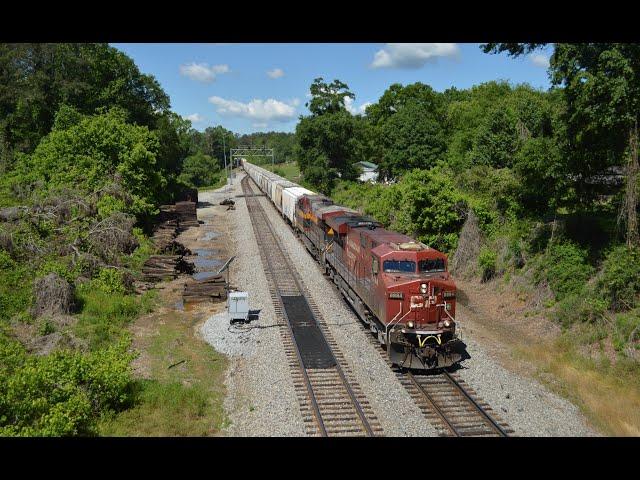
[344,97,371,115]
[179,63,230,83]
[267,68,285,79]
[252,122,268,129]
[529,53,550,68]
[185,113,205,123]
[370,43,459,69]
[208,96,298,123]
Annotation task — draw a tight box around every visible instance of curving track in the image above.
[241,174,382,437]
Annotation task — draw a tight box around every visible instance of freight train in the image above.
[241,160,466,370]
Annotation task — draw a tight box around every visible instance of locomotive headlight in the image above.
[407,321,414,329]
[443,319,451,328]
[420,283,428,294]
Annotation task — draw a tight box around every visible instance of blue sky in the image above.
[111,43,555,135]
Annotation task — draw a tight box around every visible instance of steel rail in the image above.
[242,176,326,435]
[405,371,461,436]
[443,371,509,437]
[241,175,374,437]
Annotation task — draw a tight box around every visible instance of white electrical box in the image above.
[228,291,249,322]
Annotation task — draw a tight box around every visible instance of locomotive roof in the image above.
[317,205,356,216]
[305,194,331,203]
[357,227,413,245]
[326,213,382,232]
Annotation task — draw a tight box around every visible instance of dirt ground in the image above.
[455,276,561,379]
[121,191,236,435]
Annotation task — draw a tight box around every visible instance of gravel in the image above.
[453,307,599,436]
[199,176,306,437]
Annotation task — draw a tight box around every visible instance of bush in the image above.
[0,250,33,322]
[36,258,77,283]
[96,194,128,219]
[0,335,135,436]
[75,286,155,349]
[177,152,220,188]
[596,245,640,311]
[612,310,640,353]
[92,268,126,295]
[393,168,467,253]
[478,247,497,282]
[537,241,594,301]
[555,290,608,327]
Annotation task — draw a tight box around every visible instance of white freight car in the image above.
[271,179,297,212]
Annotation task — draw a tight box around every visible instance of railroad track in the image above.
[398,370,512,437]
[240,175,382,437]
[345,303,513,436]
[343,300,513,436]
[241,172,512,437]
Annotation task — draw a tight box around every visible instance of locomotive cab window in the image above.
[418,258,446,273]
[383,260,416,273]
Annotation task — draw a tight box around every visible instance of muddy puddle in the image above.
[202,230,220,241]
[190,248,224,281]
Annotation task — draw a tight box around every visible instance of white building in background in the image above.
[355,161,379,183]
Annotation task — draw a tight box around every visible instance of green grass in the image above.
[97,311,227,436]
[198,174,228,192]
[98,380,214,436]
[262,162,302,182]
[74,288,157,350]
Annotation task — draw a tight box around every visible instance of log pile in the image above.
[175,201,199,229]
[151,218,178,252]
[142,255,195,282]
[182,274,227,303]
[157,201,199,232]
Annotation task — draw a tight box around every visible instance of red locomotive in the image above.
[243,160,465,370]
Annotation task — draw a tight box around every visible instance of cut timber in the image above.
[142,255,195,282]
[183,274,228,303]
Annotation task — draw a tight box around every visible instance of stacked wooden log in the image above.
[175,201,199,229]
[182,274,227,303]
[142,255,195,282]
[151,219,178,252]
[157,202,199,231]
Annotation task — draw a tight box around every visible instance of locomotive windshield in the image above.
[418,258,446,273]
[383,260,416,273]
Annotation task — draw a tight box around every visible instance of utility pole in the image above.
[222,132,228,192]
